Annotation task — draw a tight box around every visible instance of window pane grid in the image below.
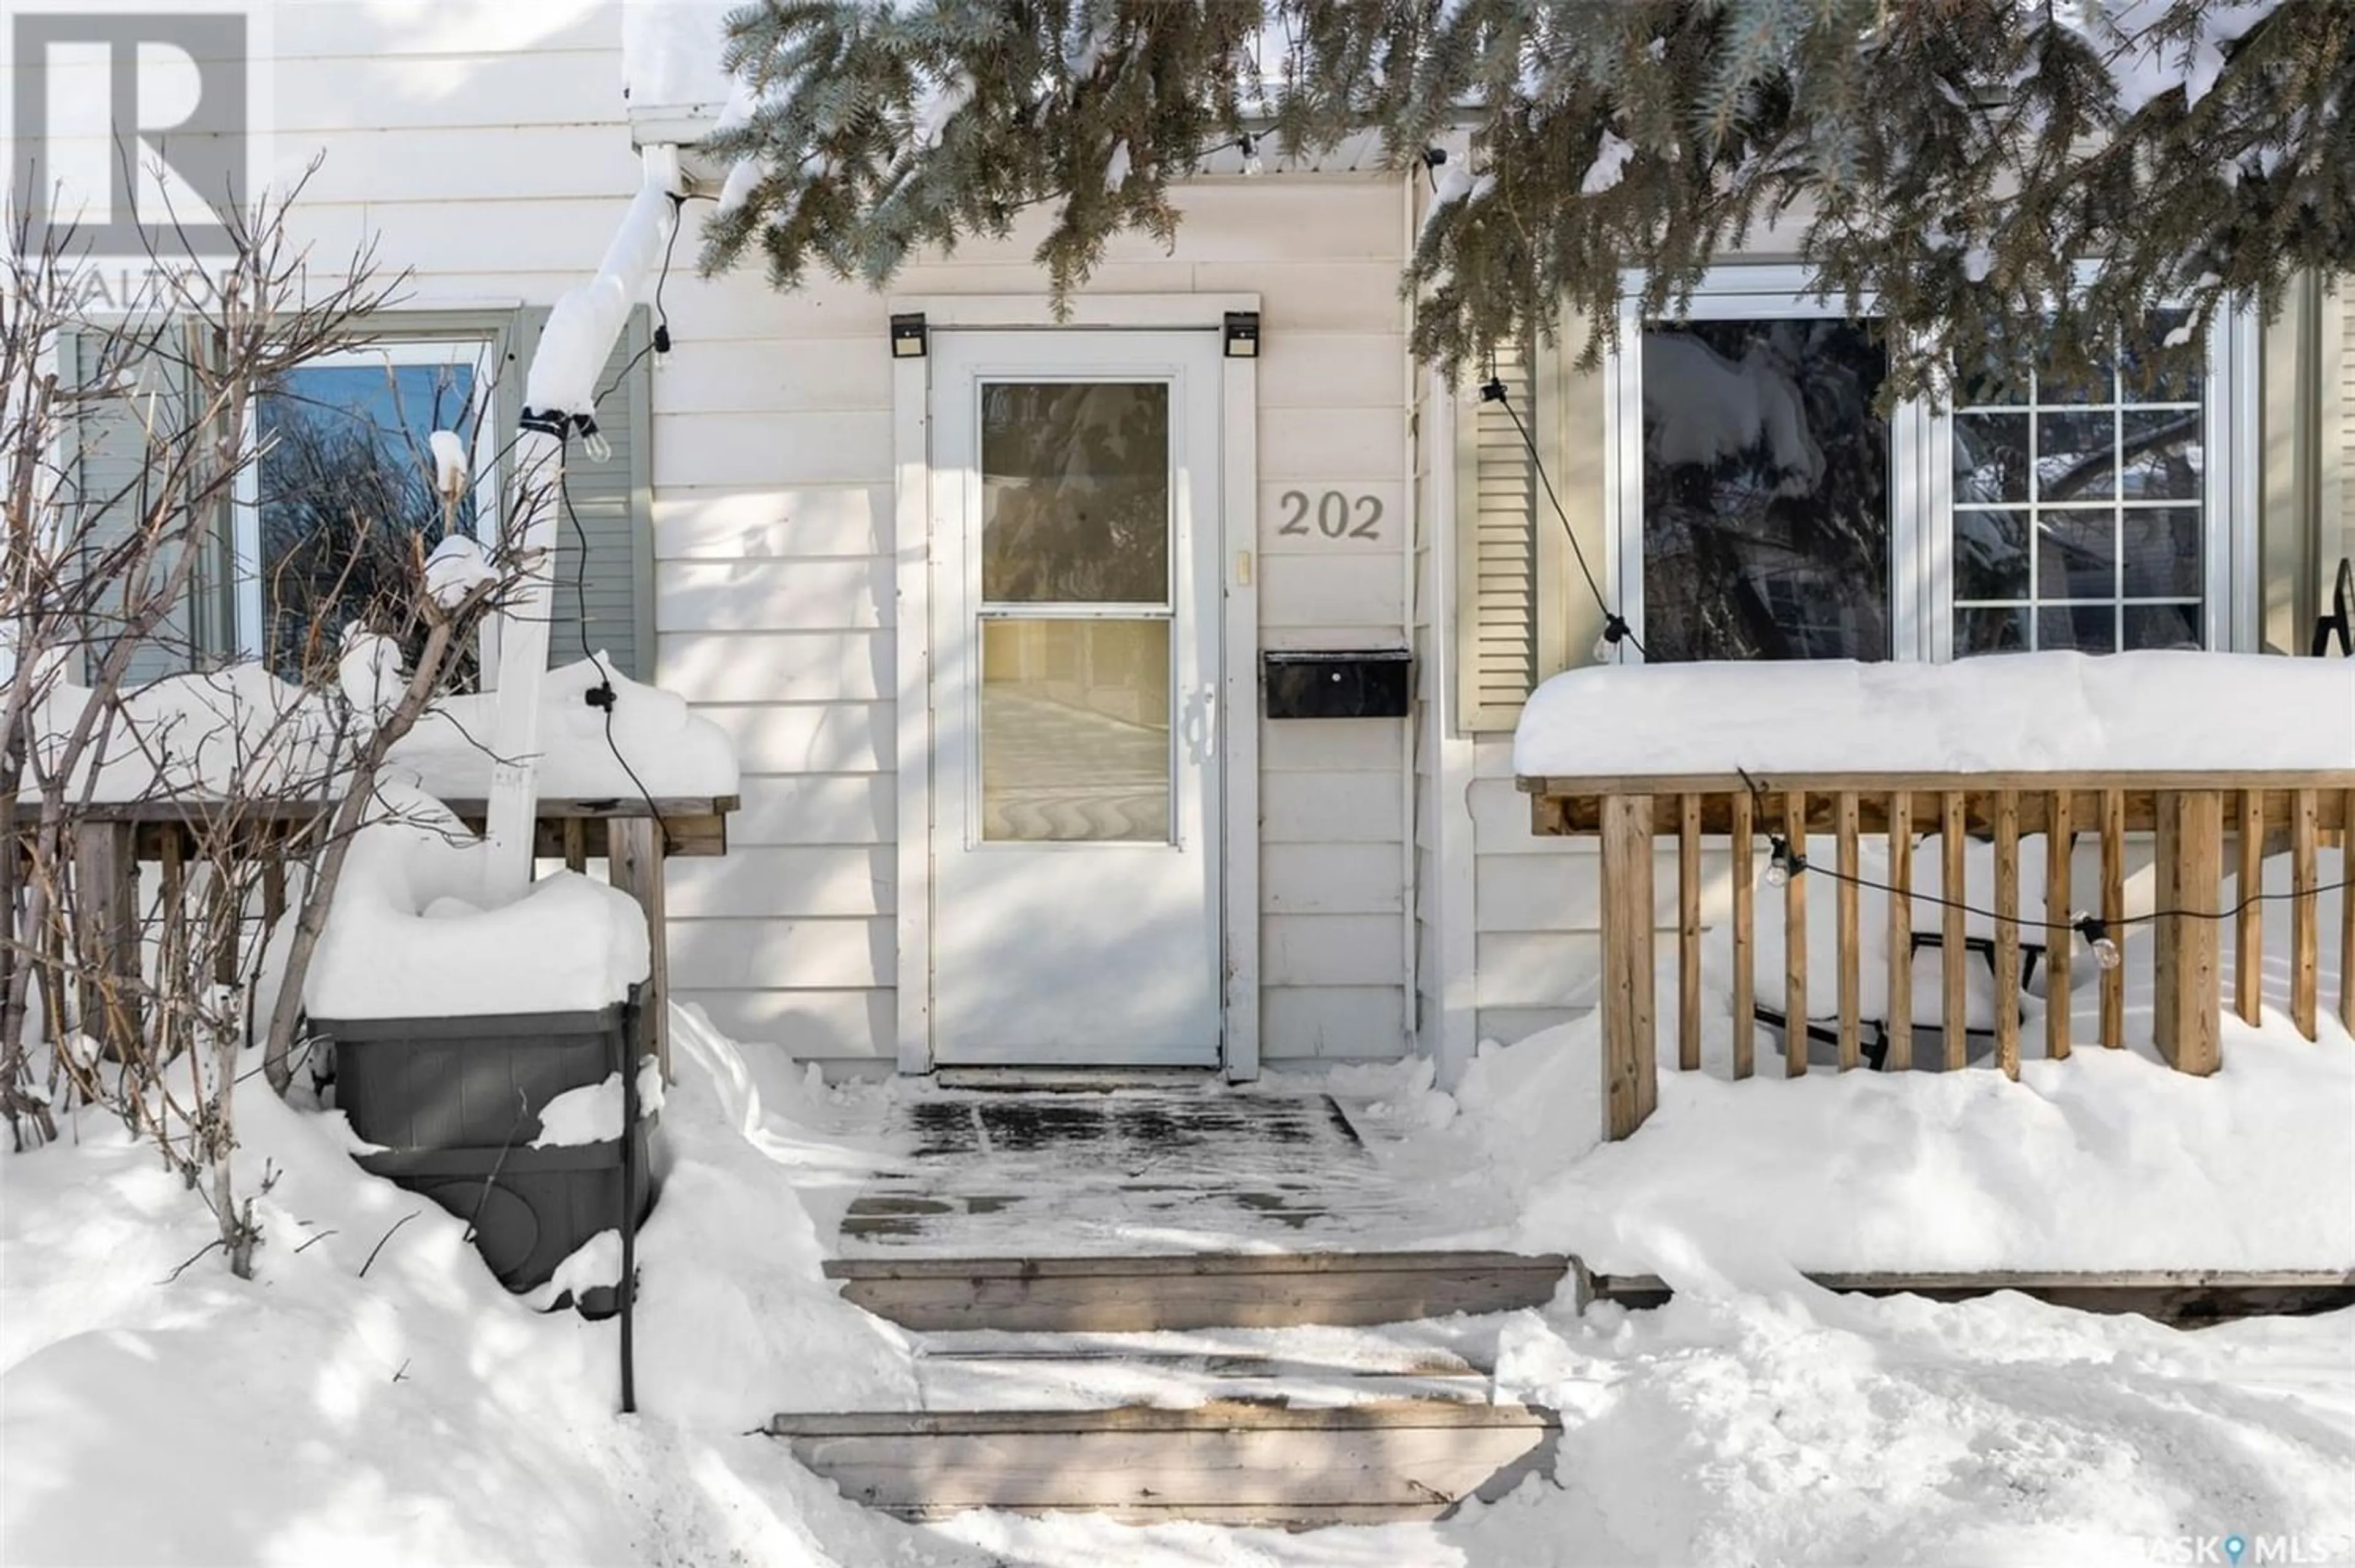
[1948,322,2205,657]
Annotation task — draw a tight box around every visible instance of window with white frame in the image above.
[1948,315,2208,654]
[1606,269,2251,663]
[237,338,497,680]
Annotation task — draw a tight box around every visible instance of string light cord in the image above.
[594,193,687,406]
[1479,376,1645,659]
[556,451,673,856]
[1732,767,2349,963]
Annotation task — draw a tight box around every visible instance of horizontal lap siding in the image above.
[1468,740,1739,1046]
[265,7,1417,1072]
[656,180,1414,1066]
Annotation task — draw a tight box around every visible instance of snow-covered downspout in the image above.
[482,147,683,904]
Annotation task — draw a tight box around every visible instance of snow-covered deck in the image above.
[64,790,737,1070]
[1513,654,2355,1140]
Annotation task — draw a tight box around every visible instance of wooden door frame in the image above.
[889,294,1262,1080]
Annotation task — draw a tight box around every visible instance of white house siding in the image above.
[657,180,1419,1069]
[255,6,1419,1073]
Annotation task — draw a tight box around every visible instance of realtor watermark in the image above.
[2,2,269,264]
[2144,1534,2353,1565]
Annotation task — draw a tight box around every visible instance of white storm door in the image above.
[928,331,1224,1067]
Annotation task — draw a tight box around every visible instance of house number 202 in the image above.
[1277,489,1382,541]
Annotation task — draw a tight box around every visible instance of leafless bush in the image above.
[1,183,534,1277]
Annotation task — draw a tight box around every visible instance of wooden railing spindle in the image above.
[1993,789,2021,1081]
[2343,788,2354,1031]
[1942,791,1967,1070]
[1785,790,1809,1077]
[1886,793,1913,1072]
[2235,789,2264,1026]
[2291,788,2318,1041]
[2045,791,2072,1060]
[1730,790,1755,1081]
[2100,788,2125,1052]
[1679,793,1702,1072]
[1836,792,1861,1071]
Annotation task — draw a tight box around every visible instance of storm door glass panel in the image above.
[1949,314,2206,654]
[255,356,481,681]
[981,620,1171,842]
[977,379,1175,844]
[1640,319,1892,662]
[981,382,1170,602]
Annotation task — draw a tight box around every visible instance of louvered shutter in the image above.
[2339,279,2354,570]
[61,324,232,684]
[1453,318,1614,732]
[499,305,655,681]
[1456,337,1543,730]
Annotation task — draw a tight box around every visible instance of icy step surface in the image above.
[837,1088,1496,1257]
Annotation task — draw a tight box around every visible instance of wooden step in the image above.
[769,1399,1561,1526]
[913,1340,1492,1410]
[823,1250,1572,1333]
[1587,1267,2355,1325]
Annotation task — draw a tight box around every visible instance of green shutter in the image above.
[500,305,655,683]
[61,323,232,684]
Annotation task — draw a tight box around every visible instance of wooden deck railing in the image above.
[1518,773,2354,1141]
[45,794,737,1076]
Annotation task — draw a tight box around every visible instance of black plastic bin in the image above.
[318,996,656,1312]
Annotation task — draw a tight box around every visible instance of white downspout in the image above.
[482,147,683,904]
[1400,170,1420,1061]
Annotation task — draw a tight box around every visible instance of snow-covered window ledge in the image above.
[1602,264,2260,665]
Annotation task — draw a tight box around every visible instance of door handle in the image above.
[1182,686,1216,765]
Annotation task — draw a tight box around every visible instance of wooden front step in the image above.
[769,1399,1561,1526]
[824,1250,1572,1333]
[913,1337,1492,1410]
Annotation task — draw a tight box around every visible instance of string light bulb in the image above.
[2074,913,2124,971]
[1593,613,1634,664]
[1764,834,1806,889]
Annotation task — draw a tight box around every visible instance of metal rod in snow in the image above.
[481,148,681,904]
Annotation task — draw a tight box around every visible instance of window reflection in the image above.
[981,382,1170,604]
[1639,319,1892,662]
[255,358,481,683]
[1948,316,2205,654]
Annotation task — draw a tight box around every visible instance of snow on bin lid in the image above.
[1514,651,2355,779]
[305,784,651,1021]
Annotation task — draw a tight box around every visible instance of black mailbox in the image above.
[1262,650,1412,719]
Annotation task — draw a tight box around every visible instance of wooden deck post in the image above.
[607,817,671,1078]
[71,822,141,1058]
[2152,790,2222,1076]
[1598,794,1656,1141]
